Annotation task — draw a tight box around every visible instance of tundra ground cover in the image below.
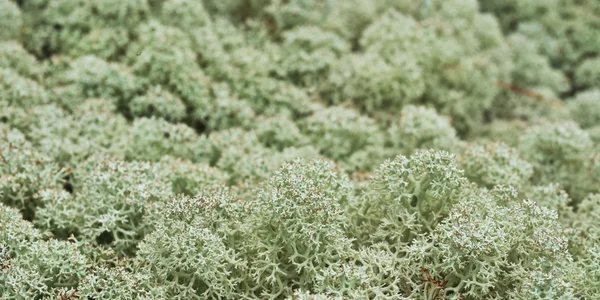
[1,0,600,299]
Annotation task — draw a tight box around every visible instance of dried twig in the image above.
[422,268,448,300]
[60,289,79,300]
[496,80,564,108]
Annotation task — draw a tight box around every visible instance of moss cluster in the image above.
[1,0,600,298]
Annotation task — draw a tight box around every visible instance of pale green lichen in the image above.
[1,0,600,298]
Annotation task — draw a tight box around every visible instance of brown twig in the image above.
[0,245,10,272]
[422,268,447,300]
[60,289,79,300]
[496,80,564,108]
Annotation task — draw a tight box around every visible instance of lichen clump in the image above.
[2,0,600,298]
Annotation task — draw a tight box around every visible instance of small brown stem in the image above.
[496,80,563,108]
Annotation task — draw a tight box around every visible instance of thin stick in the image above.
[496,80,564,108]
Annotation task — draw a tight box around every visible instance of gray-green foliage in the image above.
[0,204,87,298]
[278,26,350,86]
[349,0,512,133]
[408,187,575,299]
[388,105,462,154]
[198,128,273,184]
[524,183,572,219]
[460,141,533,189]
[254,115,307,150]
[566,193,600,257]
[10,103,128,165]
[575,58,600,90]
[348,150,468,246]
[0,126,66,220]
[78,266,167,299]
[157,156,226,196]
[35,158,171,256]
[0,41,44,79]
[194,83,257,131]
[300,105,384,170]
[69,27,130,61]
[125,117,199,162]
[518,121,594,202]
[568,89,600,129]
[0,0,22,41]
[52,55,141,110]
[160,0,211,29]
[136,159,354,298]
[2,0,600,298]
[482,0,600,94]
[0,68,50,107]
[18,0,149,59]
[197,128,320,185]
[243,159,354,297]
[507,34,569,94]
[129,85,187,122]
[126,20,196,85]
[137,187,249,298]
